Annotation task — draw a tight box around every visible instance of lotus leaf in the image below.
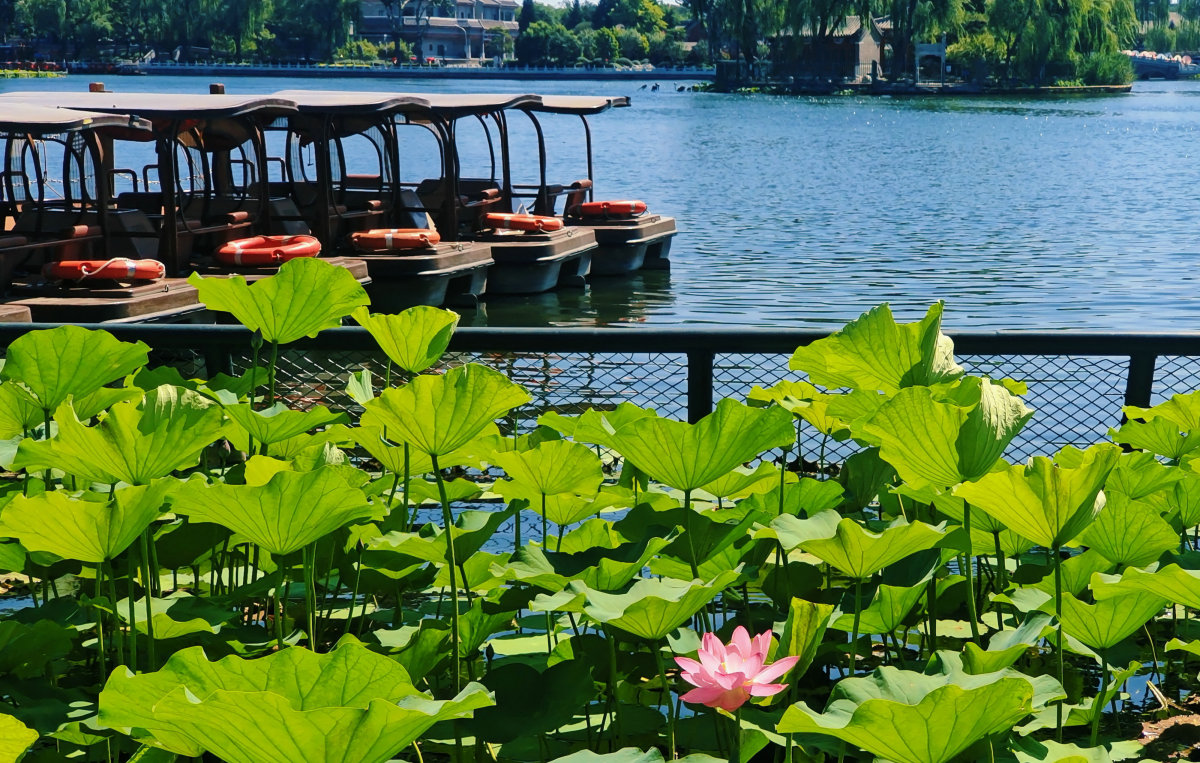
[779,598,835,678]
[0,382,41,439]
[188,258,369,345]
[1077,492,1177,567]
[746,379,851,438]
[961,613,1053,674]
[99,637,493,763]
[831,582,926,635]
[839,447,898,511]
[361,364,530,456]
[1009,738,1123,763]
[1030,551,1114,597]
[788,302,962,393]
[115,592,239,639]
[538,402,656,445]
[169,467,373,556]
[1109,417,1200,461]
[471,659,593,743]
[1059,587,1165,650]
[799,512,950,579]
[862,378,1032,489]
[1125,390,1200,432]
[603,398,793,491]
[0,481,170,563]
[0,619,75,679]
[0,325,148,414]
[546,749,722,763]
[497,535,674,592]
[952,444,1121,548]
[698,462,779,500]
[351,305,458,374]
[1105,451,1183,501]
[14,386,225,485]
[738,477,844,518]
[224,402,348,447]
[777,667,1035,763]
[1101,563,1200,608]
[0,712,36,762]
[493,439,604,498]
[543,572,738,640]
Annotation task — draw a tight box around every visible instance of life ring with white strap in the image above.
[484,213,564,232]
[215,235,321,266]
[571,200,648,219]
[43,258,166,281]
[350,229,441,252]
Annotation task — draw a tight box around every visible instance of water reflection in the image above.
[463,269,675,327]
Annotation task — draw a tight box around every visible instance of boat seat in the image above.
[562,179,593,215]
[416,178,502,234]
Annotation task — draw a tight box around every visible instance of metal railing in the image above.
[1,324,1195,464]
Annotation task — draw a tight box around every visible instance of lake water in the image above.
[4,74,1198,331]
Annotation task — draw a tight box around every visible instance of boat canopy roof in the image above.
[524,95,631,115]
[0,104,151,134]
[272,90,431,115]
[0,91,298,119]
[409,93,541,118]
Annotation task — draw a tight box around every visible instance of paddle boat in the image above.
[0,103,204,322]
[267,89,494,309]
[0,89,370,286]
[515,95,677,273]
[393,93,598,295]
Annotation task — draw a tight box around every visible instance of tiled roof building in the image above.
[358,0,518,60]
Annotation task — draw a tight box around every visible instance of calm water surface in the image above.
[4,74,1197,330]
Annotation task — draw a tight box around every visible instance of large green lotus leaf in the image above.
[1077,492,1177,567]
[14,386,225,485]
[838,447,898,512]
[352,424,489,476]
[1030,551,1114,598]
[115,592,239,639]
[1109,417,1200,461]
[779,598,835,678]
[953,444,1121,548]
[169,467,372,556]
[546,750,726,763]
[558,572,738,640]
[1058,589,1165,651]
[497,534,675,592]
[539,402,657,447]
[493,439,603,497]
[799,512,949,579]
[901,485,1005,534]
[787,302,963,394]
[351,306,458,374]
[100,638,491,763]
[0,383,41,439]
[369,508,513,566]
[1104,451,1183,501]
[961,613,1053,674]
[862,378,1032,489]
[0,619,76,679]
[1126,390,1200,432]
[746,379,851,439]
[0,712,36,762]
[1009,738,1123,763]
[603,398,793,491]
[225,403,348,447]
[0,325,149,413]
[698,462,779,501]
[188,258,369,345]
[760,510,844,552]
[0,481,170,563]
[830,582,926,635]
[1167,467,1200,527]
[1101,563,1200,608]
[471,659,593,743]
[361,364,530,456]
[738,477,844,519]
[777,668,1034,763]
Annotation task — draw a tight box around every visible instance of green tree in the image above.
[596,24,619,58]
[611,0,667,32]
[62,0,113,57]
[515,19,579,63]
[519,0,538,31]
[489,26,515,58]
[617,25,648,57]
[564,0,584,26]
[16,0,64,44]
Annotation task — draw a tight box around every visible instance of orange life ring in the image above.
[43,258,166,281]
[484,213,564,232]
[574,200,648,218]
[215,235,321,266]
[350,228,441,252]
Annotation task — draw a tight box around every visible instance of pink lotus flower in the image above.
[673,626,801,711]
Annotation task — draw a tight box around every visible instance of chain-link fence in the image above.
[6,324,1200,539]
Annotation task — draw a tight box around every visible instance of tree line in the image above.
[0,0,1179,84]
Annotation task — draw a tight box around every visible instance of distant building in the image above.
[358,0,518,60]
[773,16,886,81]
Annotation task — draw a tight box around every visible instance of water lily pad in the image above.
[351,306,458,374]
[0,325,148,414]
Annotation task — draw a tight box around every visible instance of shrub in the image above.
[1078,51,1134,84]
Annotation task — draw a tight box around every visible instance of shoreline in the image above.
[67,62,716,81]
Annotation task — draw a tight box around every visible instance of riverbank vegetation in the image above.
[4,259,1200,760]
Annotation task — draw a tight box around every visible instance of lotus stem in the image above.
[344,545,364,637]
[94,564,108,682]
[818,434,827,479]
[962,502,980,644]
[1053,544,1065,742]
[926,576,938,656]
[273,554,285,649]
[849,575,863,677]
[140,529,157,668]
[1091,650,1109,745]
[267,340,280,407]
[993,531,1007,632]
[104,560,125,667]
[126,558,139,672]
[514,499,523,551]
[652,642,677,759]
[402,444,415,532]
[248,331,262,410]
[605,625,622,749]
[541,493,548,546]
[432,454,462,696]
[303,544,318,650]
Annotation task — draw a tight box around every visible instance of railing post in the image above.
[1123,352,1158,410]
[687,349,714,423]
[202,347,234,379]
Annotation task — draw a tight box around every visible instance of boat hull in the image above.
[190,256,372,284]
[5,277,205,323]
[571,215,677,274]
[481,227,597,295]
[352,241,493,310]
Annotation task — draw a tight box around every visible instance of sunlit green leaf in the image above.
[1058,588,1165,651]
[799,512,949,579]
[0,325,148,413]
[779,598,834,679]
[351,306,458,374]
[361,364,530,456]
[188,257,370,345]
[493,439,604,498]
[1077,492,1177,567]
[0,712,36,761]
[225,403,348,447]
[540,573,738,640]
[787,302,962,394]
[747,380,850,439]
